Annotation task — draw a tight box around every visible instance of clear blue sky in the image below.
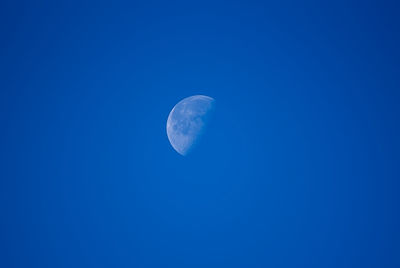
[1,1,400,267]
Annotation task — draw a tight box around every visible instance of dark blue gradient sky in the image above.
[1,1,400,267]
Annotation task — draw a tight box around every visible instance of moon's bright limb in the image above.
[166,95,215,156]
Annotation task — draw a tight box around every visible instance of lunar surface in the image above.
[166,95,215,155]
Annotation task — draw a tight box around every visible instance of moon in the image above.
[166,95,215,156]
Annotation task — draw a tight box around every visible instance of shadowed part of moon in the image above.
[166,95,215,155]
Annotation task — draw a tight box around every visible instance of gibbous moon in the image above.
[166,95,215,156]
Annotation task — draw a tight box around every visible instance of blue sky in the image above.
[1,1,400,267]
